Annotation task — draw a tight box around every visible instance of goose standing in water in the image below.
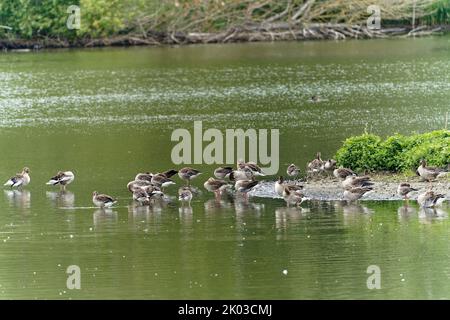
[234,180,259,199]
[286,164,299,179]
[417,159,447,182]
[343,186,373,202]
[158,169,178,179]
[134,169,177,182]
[46,171,75,190]
[204,178,230,199]
[132,188,151,206]
[4,167,30,189]
[127,179,152,192]
[397,183,418,200]
[135,172,153,182]
[151,175,176,190]
[283,187,309,207]
[417,190,446,208]
[275,176,303,197]
[92,191,117,208]
[214,166,234,179]
[132,186,163,205]
[178,167,202,185]
[178,187,193,206]
[309,95,321,103]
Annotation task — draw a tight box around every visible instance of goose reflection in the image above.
[234,199,264,215]
[204,198,233,213]
[335,201,373,215]
[93,208,118,227]
[419,207,448,222]
[46,190,75,208]
[128,203,150,220]
[4,189,31,209]
[275,207,307,234]
[397,204,416,220]
[179,205,193,216]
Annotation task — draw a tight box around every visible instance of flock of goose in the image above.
[2,155,448,210]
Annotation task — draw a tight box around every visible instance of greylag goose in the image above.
[275,176,303,197]
[204,178,230,198]
[237,160,265,177]
[343,186,373,202]
[282,187,309,207]
[324,159,337,173]
[151,175,175,189]
[309,95,321,103]
[159,169,178,178]
[178,187,193,205]
[214,166,234,179]
[307,152,324,177]
[397,183,418,200]
[4,167,30,188]
[178,167,202,185]
[342,175,373,189]
[286,164,299,178]
[229,167,254,181]
[417,159,447,182]
[92,191,117,208]
[127,179,152,192]
[142,184,162,194]
[135,172,153,182]
[132,188,151,205]
[333,167,356,180]
[46,171,75,190]
[234,180,259,199]
[417,190,446,208]
[132,187,163,205]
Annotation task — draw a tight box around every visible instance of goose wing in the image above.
[96,194,116,203]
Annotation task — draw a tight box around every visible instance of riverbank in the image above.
[1,24,448,50]
[2,0,449,50]
[250,175,449,201]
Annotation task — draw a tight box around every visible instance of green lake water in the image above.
[0,37,449,299]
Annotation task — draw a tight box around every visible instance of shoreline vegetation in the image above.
[0,0,449,50]
[334,130,449,174]
[255,129,449,201]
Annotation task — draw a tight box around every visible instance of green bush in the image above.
[377,134,414,172]
[335,130,449,173]
[335,133,383,172]
[403,130,450,169]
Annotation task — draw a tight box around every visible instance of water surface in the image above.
[0,38,449,299]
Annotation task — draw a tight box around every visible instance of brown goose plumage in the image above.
[178,167,202,185]
[343,186,373,201]
[333,167,356,180]
[417,159,447,182]
[397,183,418,200]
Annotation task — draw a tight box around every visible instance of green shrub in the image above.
[403,130,450,169]
[335,133,383,172]
[377,134,414,171]
[335,130,449,173]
